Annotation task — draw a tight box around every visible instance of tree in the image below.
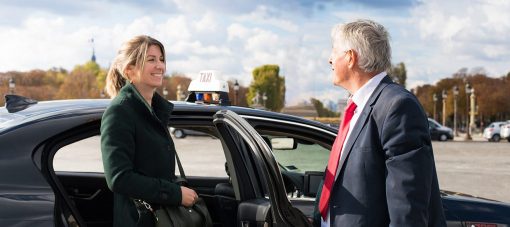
[56,61,106,99]
[227,80,248,107]
[159,72,192,100]
[247,65,285,112]
[388,62,407,86]
[310,98,339,117]
[415,73,510,129]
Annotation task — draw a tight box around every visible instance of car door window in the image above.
[261,134,329,199]
[171,127,228,177]
[269,136,329,173]
[53,135,103,173]
[53,127,227,178]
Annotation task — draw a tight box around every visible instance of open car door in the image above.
[213,110,311,227]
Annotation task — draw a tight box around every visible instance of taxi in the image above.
[1,71,509,227]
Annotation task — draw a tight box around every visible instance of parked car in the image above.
[428,118,454,141]
[483,121,509,142]
[170,127,213,138]
[1,95,510,226]
[500,123,510,142]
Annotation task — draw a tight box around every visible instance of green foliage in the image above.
[388,62,407,86]
[310,98,339,117]
[53,61,106,99]
[247,65,285,112]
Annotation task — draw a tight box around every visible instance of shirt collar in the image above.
[351,71,387,112]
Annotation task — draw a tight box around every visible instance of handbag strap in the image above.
[174,150,187,181]
[164,126,187,183]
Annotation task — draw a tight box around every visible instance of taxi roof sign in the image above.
[188,70,229,93]
[185,70,231,106]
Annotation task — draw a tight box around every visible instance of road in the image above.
[54,134,510,203]
[433,138,510,203]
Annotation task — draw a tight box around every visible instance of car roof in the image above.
[0,99,332,133]
[0,99,110,131]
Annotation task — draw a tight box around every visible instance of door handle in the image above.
[69,188,102,201]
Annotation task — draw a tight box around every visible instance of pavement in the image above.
[453,132,485,142]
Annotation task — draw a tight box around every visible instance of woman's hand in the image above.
[180,186,198,207]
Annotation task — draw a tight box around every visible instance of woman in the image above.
[101,35,198,226]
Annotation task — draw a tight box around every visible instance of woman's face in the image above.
[130,45,166,90]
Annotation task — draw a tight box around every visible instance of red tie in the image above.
[319,99,357,219]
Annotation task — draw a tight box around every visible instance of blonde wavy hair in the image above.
[105,35,165,98]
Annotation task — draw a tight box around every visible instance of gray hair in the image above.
[105,35,165,98]
[331,19,391,73]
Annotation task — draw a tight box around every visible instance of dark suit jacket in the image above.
[101,83,181,227]
[327,76,446,227]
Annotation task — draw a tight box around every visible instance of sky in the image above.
[0,0,509,106]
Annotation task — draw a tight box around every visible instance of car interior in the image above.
[43,117,332,227]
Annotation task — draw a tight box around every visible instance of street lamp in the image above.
[233,80,239,106]
[433,93,438,121]
[262,92,268,108]
[442,89,447,126]
[469,87,476,136]
[453,85,459,136]
[163,87,168,100]
[465,82,472,140]
[8,77,15,94]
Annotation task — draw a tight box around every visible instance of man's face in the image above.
[329,40,350,87]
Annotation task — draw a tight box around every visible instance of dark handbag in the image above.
[153,197,212,227]
[134,150,212,227]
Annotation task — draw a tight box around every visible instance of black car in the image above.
[429,118,454,141]
[170,127,213,138]
[1,95,509,227]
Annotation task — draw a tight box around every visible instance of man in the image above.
[317,19,446,227]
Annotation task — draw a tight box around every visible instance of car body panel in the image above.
[1,99,510,226]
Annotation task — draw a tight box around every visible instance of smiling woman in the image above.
[101,35,202,227]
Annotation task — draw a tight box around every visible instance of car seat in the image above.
[214,162,237,226]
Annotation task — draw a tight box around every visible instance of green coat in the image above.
[101,83,181,227]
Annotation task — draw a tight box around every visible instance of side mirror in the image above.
[271,137,298,150]
[303,171,324,197]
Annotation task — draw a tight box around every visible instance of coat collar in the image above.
[336,75,393,174]
[118,83,173,125]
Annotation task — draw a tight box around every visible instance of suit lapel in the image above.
[336,76,393,176]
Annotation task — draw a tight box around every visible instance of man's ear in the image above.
[347,50,357,69]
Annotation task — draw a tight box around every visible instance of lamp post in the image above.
[469,88,476,136]
[442,89,447,126]
[233,80,239,106]
[8,77,15,94]
[433,93,438,121]
[453,85,459,136]
[163,87,168,100]
[465,82,472,140]
[262,92,267,108]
